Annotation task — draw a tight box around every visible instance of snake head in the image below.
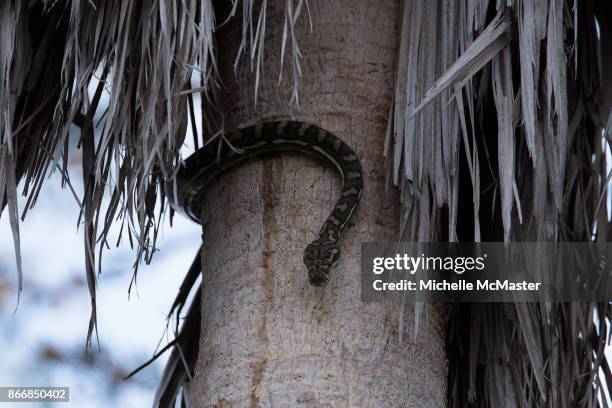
[303,242,341,286]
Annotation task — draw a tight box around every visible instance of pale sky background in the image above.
[0,72,205,407]
[0,159,201,407]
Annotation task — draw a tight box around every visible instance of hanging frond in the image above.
[0,0,306,347]
[392,0,612,406]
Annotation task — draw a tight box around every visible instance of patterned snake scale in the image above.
[171,120,363,286]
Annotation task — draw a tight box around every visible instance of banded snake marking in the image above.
[170,121,363,285]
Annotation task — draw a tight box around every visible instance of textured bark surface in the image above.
[189,1,447,406]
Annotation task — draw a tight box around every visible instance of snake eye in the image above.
[328,246,341,264]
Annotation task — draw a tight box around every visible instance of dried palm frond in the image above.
[0,0,304,347]
[391,0,612,406]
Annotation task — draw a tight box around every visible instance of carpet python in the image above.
[170,120,363,286]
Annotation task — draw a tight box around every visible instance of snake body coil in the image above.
[172,121,363,285]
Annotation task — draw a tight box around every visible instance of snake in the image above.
[169,120,363,286]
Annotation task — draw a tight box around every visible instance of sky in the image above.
[0,157,201,407]
[0,71,206,407]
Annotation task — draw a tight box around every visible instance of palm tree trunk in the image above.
[189,1,447,406]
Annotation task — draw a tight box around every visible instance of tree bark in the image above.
[189,1,447,406]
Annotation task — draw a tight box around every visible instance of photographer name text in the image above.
[372,279,542,291]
